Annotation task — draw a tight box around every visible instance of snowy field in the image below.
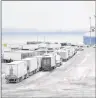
[2,47,95,98]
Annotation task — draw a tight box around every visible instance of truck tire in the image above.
[25,75,27,79]
[36,69,39,73]
[51,66,55,70]
[39,67,42,71]
[60,62,62,65]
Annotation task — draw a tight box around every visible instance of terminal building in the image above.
[83,27,96,45]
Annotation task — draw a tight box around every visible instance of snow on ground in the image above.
[2,47,95,98]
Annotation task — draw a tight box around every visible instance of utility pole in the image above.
[95,14,96,45]
[94,14,96,46]
[89,17,91,46]
[94,1,96,42]
[44,36,47,54]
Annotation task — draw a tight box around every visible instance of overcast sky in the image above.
[2,1,95,32]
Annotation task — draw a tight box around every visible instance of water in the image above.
[2,32,85,44]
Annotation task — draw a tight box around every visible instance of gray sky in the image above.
[2,1,95,32]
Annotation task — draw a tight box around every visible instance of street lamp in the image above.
[94,15,96,46]
[89,17,91,46]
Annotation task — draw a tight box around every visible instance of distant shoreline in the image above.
[2,31,85,36]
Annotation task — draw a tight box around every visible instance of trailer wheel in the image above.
[32,71,34,74]
[51,66,55,70]
[33,70,35,74]
[60,62,62,65]
[39,67,42,71]
[24,74,27,79]
[36,69,38,73]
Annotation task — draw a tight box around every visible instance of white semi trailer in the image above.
[5,55,44,83]
[41,54,56,71]
[49,52,62,67]
[3,50,36,62]
[58,49,69,61]
[64,46,75,58]
[22,57,39,76]
[22,56,42,76]
[5,61,27,83]
[5,56,43,83]
[55,53,62,67]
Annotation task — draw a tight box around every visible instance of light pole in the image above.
[94,15,96,46]
[89,17,91,46]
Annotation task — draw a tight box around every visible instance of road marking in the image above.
[80,57,87,65]
[79,53,91,65]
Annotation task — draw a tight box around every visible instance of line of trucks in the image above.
[4,46,77,83]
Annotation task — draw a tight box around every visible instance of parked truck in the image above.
[41,54,56,71]
[49,52,62,67]
[22,57,39,76]
[5,55,43,83]
[57,49,69,61]
[55,53,62,67]
[5,61,27,83]
[64,46,75,58]
[3,50,36,62]
[67,48,73,58]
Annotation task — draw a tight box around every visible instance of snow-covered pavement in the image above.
[2,47,95,98]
